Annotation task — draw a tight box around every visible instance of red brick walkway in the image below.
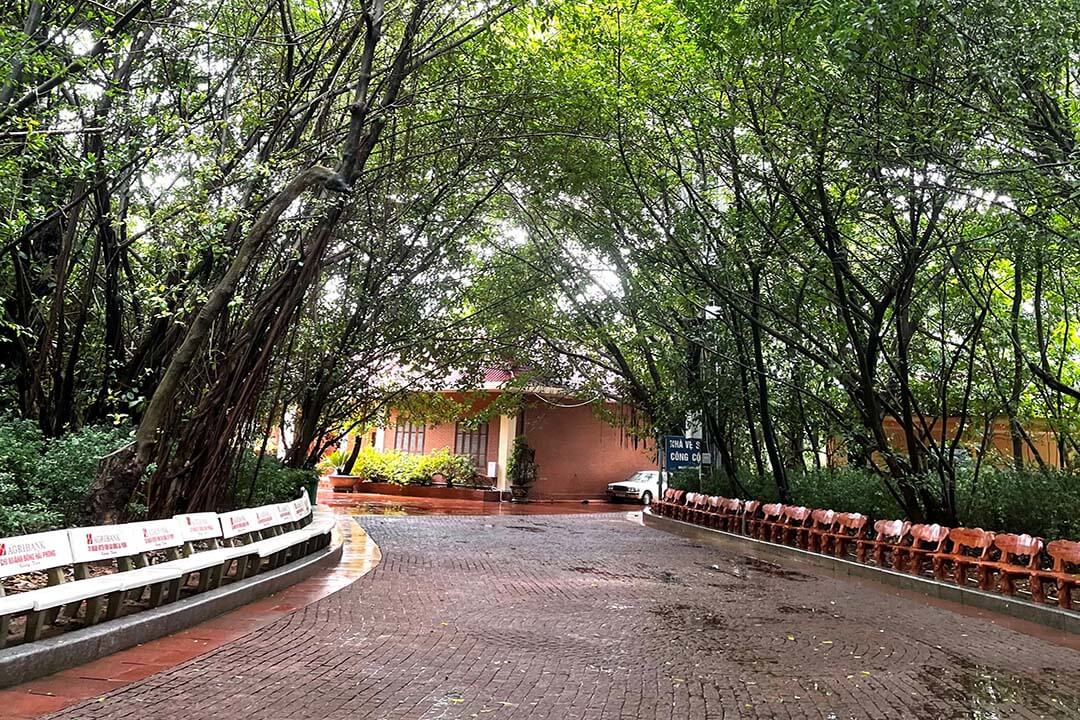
[36,513,1080,719]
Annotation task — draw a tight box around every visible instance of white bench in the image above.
[218,494,334,577]
[0,491,334,648]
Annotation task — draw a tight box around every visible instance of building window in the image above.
[394,421,425,454]
[455,422,489,469]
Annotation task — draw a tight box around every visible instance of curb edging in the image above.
[643,509,1079,635]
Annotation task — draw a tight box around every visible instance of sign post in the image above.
[662,436,703,471]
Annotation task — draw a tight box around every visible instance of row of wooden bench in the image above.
[654,489,1080,611]
[0,492,335,648]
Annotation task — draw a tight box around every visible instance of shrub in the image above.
[349,447,477,486]
[669,464,1080,540]
[0,419,132,536]
[418,448,476,486]
[232,452,317,508]
[958,467,1080,540]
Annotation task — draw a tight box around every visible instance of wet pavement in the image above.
[320,490,633,517]
[23,505,1080,719]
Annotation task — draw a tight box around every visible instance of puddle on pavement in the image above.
[344,503,411,516]
[739,557,812,582]
[923,656,1080,719]
[505,524,546,533]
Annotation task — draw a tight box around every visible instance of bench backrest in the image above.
[175,512,223,542]
[0,530,74,578]
[128,519,184,553]
[250,505,278,532]
[721,498,742,514]
[297,490,312,515]
[1047,539,1080,572]
[836,513,868,534]
[743,500,760,517]
[761,503,783,520]
[993,533,1043,567]
[946,527,995,557]
[810,509,836,529]
[69,524,138,563]
[874,519,910,542]
[275,502,299,524]
[783,505,811,523]
[219,509,257,540]
[910,523,950,550]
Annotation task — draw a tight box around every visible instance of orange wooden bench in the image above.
[757,503,785,542]
[668,489,686,519]
[682,493,706,523]
[856,519,911,568]
[931,527,996,589]
[717,498,742,533]
[1033,539,1080,609]
[742,500,761,537]
[901,524,951,577]
[806,509,837,554]
[826,513,868,559]
[656,489,682,518]
[780,506,812,548]
[988,534,1043,597]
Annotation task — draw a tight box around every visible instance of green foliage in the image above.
[670,466,1079,539]
[417,448,478,486]
[507,436,538,488]
[0,419,132,536]
[317,449,348,475]
[231,453,316,509]
[959,468,1080,541]
[350,447,480,487]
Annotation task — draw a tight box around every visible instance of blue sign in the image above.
[663,436,702,470]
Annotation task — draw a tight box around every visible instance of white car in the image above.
[606,470,666,505]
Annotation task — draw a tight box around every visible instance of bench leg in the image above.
[1058,580,1073,610]
[197,568,214,592]
[84,596,104,626]
[44,606,63,625]
[148,582,167,607]
[1030,575,1045,603]
[105,591,125,620]
[0,614,9,649]
[24,611,45,641]
[999,572,1016,596]
[172,575,187,602]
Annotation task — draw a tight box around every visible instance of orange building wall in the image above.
[827,416,1064,469]
[422,417,500,472]
[524,404,656,500]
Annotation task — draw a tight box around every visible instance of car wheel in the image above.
[641,491,652,506]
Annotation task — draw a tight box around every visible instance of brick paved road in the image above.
[44,513,1080,719]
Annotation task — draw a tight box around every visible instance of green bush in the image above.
[349,447,477,486]
[669,464,1080,540]
[232,452,317,508]
[0,419,132,536]
[958,467,1080,540]
[418,448,476,486]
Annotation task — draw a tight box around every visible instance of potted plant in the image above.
[507,436,538,502]
[320,449,354,492]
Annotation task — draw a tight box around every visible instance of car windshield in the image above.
[631,471,656,483]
